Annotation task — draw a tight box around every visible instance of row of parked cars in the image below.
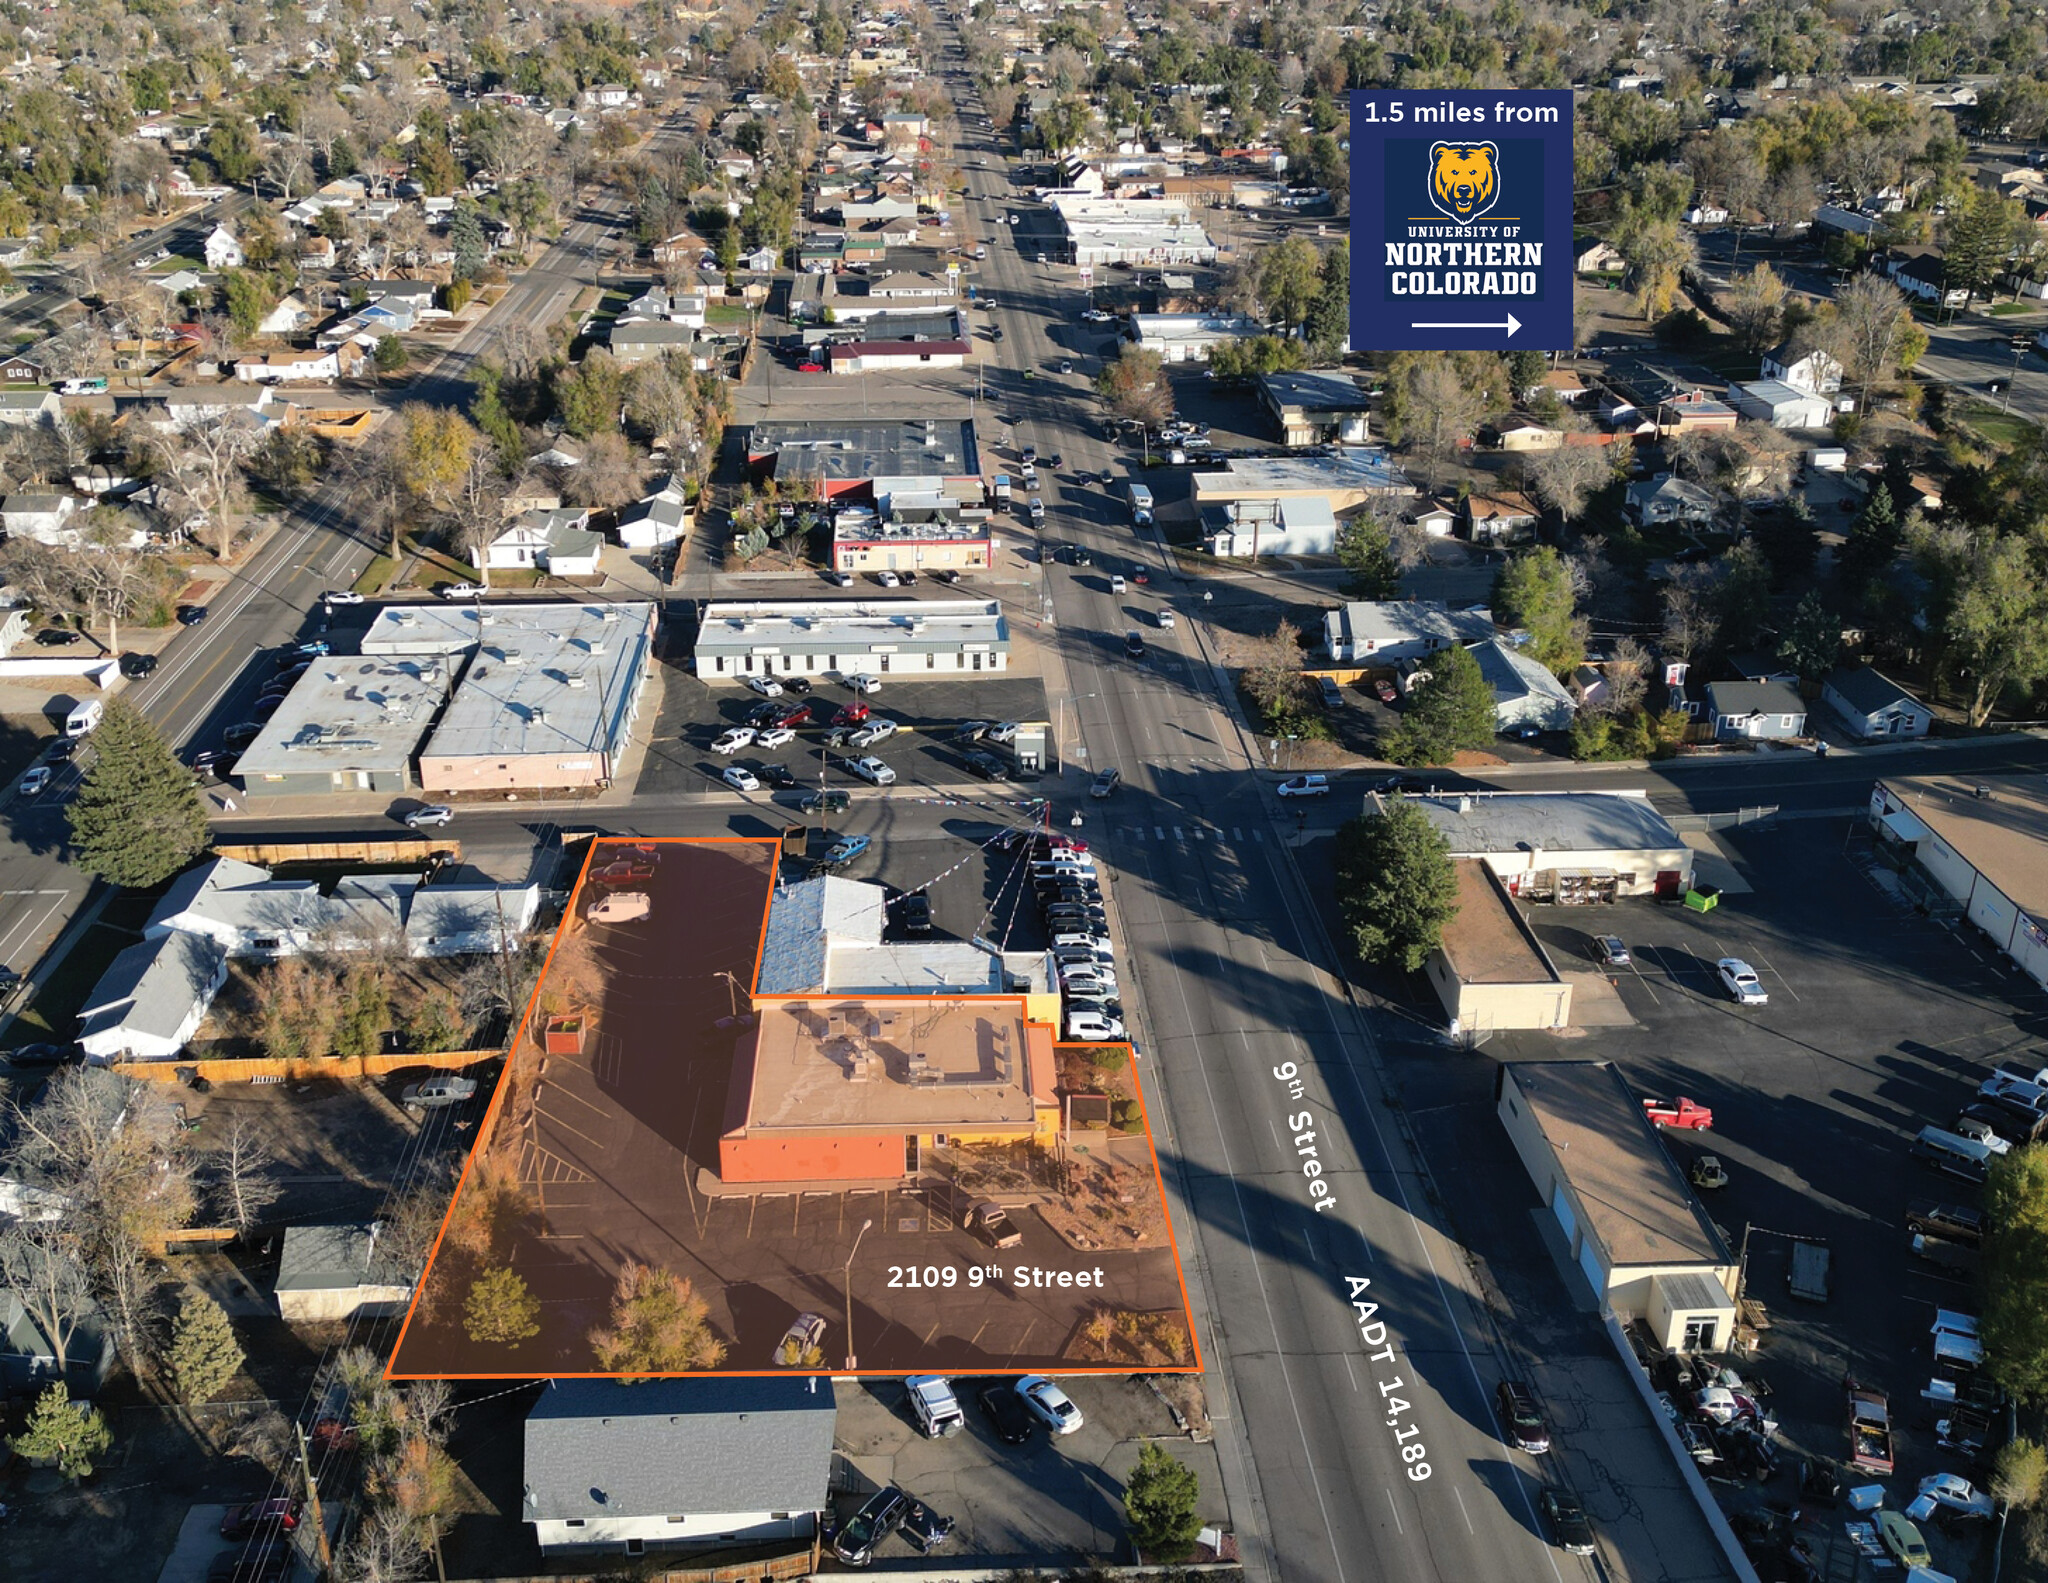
[1004,831,1126,1041]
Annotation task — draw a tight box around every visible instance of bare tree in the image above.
[299,97,355,175]
[450,446,506,587]
[0,520,171,653]
[0,1221,93,1374]
[212,1115,281,1233]
[262,139,313,200]
[1660,562,1722,661]
[1524,442,1614,529]
[151,412,263,557]
[1393,354,1486,489]
[332,1500,429,1583]
[560,431,646,510]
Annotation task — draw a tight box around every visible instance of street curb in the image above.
[0,879,115,1046]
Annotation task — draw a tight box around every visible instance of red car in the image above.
[832,701,870,727]
[220,1499,302,1541]
[595,859,656,884]
[1375,679,1398,703]
[768,701,813,727]
[798,361,826,373]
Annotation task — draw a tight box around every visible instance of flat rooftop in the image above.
[1194,451,1411,497]
[1405,790,1685,857]
[694,597,1006,656]
[1439,860,1559,985]
[235,656,449,778]
[728,1000,1055,1135]
[1261,371,1371,412]
[745,417,980,480]
[1510,1061,1732,1268]
[1880,773,2048,920]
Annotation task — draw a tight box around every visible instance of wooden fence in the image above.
[213,837,461,866]
[448,1548,816,1583]
[114,1048,502,1085]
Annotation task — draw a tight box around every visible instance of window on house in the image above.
[565,1519,587,1529]
[1780,715,1795,728]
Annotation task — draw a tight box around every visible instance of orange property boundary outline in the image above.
[385,835,1201,1379]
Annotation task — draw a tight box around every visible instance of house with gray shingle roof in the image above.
[1823,667,1931,741]
[524,1377,837,1554]
[1705,678,1807,741]
[75,932,228,1063]
[1472,639,1578,736]
[3,1289,116,1395]
[275,1223,413,1322]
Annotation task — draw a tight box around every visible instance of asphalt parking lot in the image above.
[1376,813,2035,1582]
[832,1372,1224,1565]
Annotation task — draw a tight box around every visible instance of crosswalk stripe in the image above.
[1173,826,1184,839]
[1155,826,1165,840]
[1233,827,1242,840]
[1254,829,1264,841]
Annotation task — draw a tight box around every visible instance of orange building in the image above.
[718,999,1060,1186]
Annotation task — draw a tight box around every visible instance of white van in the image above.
[1913,1125,1992,1184]
[65,699,103,738]
[588,892,652,924]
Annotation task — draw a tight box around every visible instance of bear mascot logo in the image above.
[1427,142,1500,223]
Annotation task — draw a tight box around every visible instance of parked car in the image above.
[1907,1201,1984,1246]
[1496,1381,1551,1453]
[986,721,1021,745]
[588,891,652,924]
[899,893,932,933]
[1716,958,1768,1005]
[1916,1472,1995,1520]
[7,1042,74,1068]
[722,765,762,792]
[755,727,797,750]
[833,1487,909,1566]
[980,1381,1036,1443]
[401,1075,478,1112]
[404,804,454,828]
[772,1311,828,1367]
[1277,774,1329,798]
[953,720,993,742]
[177,605,209,625]
[712,727,757,755]
[323,590,365,607]
[1594,935,1631,967]
[1065,1010,1126,1040]
[1015,1375,1084,1434]
[219,1499,303,1542]
[19,766,49,796]
[876,571,901,588]
[833,702,872,727]
[1375,679,1399,703]
[964,1200,1022,1248]
[848,756,897,786]
[222,723,264,749]
[822,835,872,868]
[1876,1512,1930,1569]
[845,673,883,694]
[436,582,481,599]
[800,789,852,814]
[744,675,785,697]
[962,751,1010,780]
[848,719,899,748]
[1541,1490,1596,1555]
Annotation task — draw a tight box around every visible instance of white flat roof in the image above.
[236,657,450,776]
[695,598,1006,656]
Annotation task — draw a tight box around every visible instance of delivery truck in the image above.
[1128,483,1153,526]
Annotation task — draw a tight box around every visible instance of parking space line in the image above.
[1750,955,1801,1001]
[1342,1352,1358,1391]
[1451,1487,1476,1536]
[1384,1489,1404,1534]
[534,1107,604,1151]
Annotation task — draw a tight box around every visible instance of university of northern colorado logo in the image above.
[1427,142,1501,223]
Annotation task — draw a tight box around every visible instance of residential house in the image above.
[609,320,699,365]
[0,389,60,428]
[1529,369,1589,406]
[1657,390,1739,433]
[487,506,603,577]
[0,492,84,544]
[1488,420,1565,452]
[1704,678,1808,741]
[150,385,277,432]
[524,1377,837,1556]
[1259,371,1371,446]
[298,236,338,270]
[1761,343,1843,395]
[2,1292,116,1396]
[1823,667,1933,741]
[202,224,244,269]
[1624,473,1718,527]
[1886,247,1967,307]
[1472,640,1578,735]
[75,932,229,1063]
[257,293,317,336]
[235,350,349,384]
[275,1223,414,1322]
[360,280,439,316]
[1464,491,1540,544]
[1575,238,1625,273]
[0,354,46,384]
[1813,205,1880,240]
[0,238,35,271]
[1323,601,1495,665]
[1410,499,1459,537]
[618,477,693,549]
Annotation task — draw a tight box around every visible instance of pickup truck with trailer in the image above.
[1643,1096,1714,1130]
[1846,1384,1894,1474]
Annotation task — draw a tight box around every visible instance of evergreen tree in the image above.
[1755,496,1819,586]
[449,203,488,281]
[1385,643,1497,766]
[1336,515,1400,599]
[373,334,408,373]
[1838,482,1900,598]
[1124,1443,1204,1562]
[1507,348,1548,399]
[588,1263,727,1374]
[1985,1144,2048,1403]
[165,1290,245,1404]
[11,1381,114,1479]
[1492,547,1584,676]
[464,1266,542,1344]
[1333,802,1460,972]
[1778,591,1842,682]
[1304,243,1350,358]
[67,700,210,887]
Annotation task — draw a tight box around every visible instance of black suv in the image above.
[833,1487,909,1566]
[1495,1380,1551,1453]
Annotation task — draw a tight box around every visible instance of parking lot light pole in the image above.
[842,1218,874,1370]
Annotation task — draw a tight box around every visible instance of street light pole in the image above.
[842,1217,874,1369]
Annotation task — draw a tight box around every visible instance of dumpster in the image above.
[1684,885,1721,913]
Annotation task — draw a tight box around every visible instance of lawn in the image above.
[10,912,138,1040]
[1987,303,2039,317]
[707,303,752,327]
[1953,399,2042,449]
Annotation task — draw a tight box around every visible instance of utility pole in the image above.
[295,1420,334,1575]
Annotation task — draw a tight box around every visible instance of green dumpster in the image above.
[1683,886,1721,913]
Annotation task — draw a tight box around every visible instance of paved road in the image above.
[0,191,256,338]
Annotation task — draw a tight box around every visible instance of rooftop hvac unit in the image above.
[588,639,608,655]
[501,648,524,666]
[568,672,587,688]
[393,610,417,625]
[532,707,547,724]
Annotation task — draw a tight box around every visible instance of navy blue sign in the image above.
[1348,90,1574,351]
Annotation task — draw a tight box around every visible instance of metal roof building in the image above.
[1396,789,1693,902]
[694,598,1008,684]
[234,656,451,803]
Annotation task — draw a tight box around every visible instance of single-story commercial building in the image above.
[744,418,981,500]
[1425,860,1572,1035]
[1259,371,1372,446]
[1398,790,1694,902]
[827,338,970,375]
[275,1222,414,1323]
[1497,1061,1738,1352]
[1704,679,1807,741]
[832,508,992,574]
[694,598,1009,683]
[358,602,659,793]
[1871,774,2048,988]
[524,1377,837,1555]
[1727,379,1835,429]
[719,1000,1058,1186]
[1823,668,1932,742]
[1129,313,1267,363]
[1323,601,1494,665]
[1201,495,1336,558]
[1192,452,1413,517]
[1471,639,1578,735]
[233,657,451,802]
[76,932,229,1063]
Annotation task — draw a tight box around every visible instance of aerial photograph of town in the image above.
[7,0,2048,1581]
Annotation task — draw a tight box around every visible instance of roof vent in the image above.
[532,706,547,724]
[568,672,587,689]
[501,648,523,666]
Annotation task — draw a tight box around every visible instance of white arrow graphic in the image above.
[1411,312,1522,336]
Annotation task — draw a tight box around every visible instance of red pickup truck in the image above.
[1643,1096,1715,1130]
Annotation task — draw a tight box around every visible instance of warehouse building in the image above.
[358,601,658,793]
[1397,789,1693,902]
[1425,860,1572,1035]
[1047,194,1219,267]
[718,999,1059,1186]
[234,657,452,803]
[1871,774,2048,987]
[1192,452,1413,516]
[694,598,1009,683]
[744,418,982,501]
[1497,1061,1737,1352]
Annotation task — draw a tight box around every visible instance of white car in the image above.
[744,675,784,697]
[1277,774,1330,798]
[404,804,454,828]
[848,719,898,748]
[986,721,1020,745]
[712,727,757,755]
[848,756,897,786]
[755,727,797,749]
[1015,1375,1084,1434]
[845,673,883,695]
[323,590,365,606]
[722,765,761,792]
[1916,1473,1994,1520]
[1716,958,1768,1005]
[876,570,901,588]
[1065,1011,1126,1041]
